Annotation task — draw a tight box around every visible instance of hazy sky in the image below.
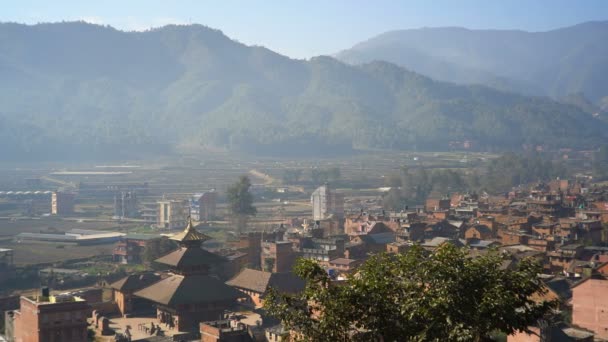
[3,0,607,58]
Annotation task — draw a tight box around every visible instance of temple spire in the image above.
[170,216,211,245]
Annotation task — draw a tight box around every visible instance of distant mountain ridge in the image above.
[0,22,606,161]
[336,21,608,103]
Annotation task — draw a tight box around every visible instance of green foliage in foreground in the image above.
[264,244,555,342]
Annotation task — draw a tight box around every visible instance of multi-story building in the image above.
[190,191,217,222]
[157,199,188,229]
[547,244,584,273]
[526,193,571,218]
[311,184,344,221]
[113,191,139,219]
[299,237,345,262]
[261,241,297,273]
[51,192,74,215]
[112,234,163,264]
[140,203,157,224]
[5,289,90,342]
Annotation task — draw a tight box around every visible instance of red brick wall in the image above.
[14,298,40,342]
[572,278,608,340]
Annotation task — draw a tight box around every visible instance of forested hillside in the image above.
[1,22,606,160]
[336,21,608,103]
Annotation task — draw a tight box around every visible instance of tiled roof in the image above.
[154,247,226,268]
[467,240,498,248]
[110,273,161,291]
[134,274,243,306]
[422,237,464,248]
[469,225,492,235]
[356,232,395,245]
[226,268,305,294]
[544,276,573,301]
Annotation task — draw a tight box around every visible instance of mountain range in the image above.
[0,22,606,161]
[336,21,608,105]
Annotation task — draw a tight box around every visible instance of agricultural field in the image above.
[0,150,491,265]
[1,242,115,266]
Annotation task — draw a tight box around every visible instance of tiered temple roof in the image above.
[134,217,242,306]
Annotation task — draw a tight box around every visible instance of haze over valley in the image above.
[2,21,608,161]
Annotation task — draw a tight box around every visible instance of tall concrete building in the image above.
[311,184,344,221]
[51,192,74,215]
[113,191,139,219]
[5,290,90,342]
[157,199,188,229]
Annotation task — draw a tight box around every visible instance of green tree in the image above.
[265,244,555,342]
[227,176,257,233]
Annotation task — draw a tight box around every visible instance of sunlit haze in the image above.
[1,0,607,58]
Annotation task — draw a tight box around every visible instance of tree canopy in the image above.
[226,176,257,232]
[264,244,555,342]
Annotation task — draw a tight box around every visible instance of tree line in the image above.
[382,153,569,210]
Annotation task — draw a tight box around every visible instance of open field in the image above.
[0,241,115,265]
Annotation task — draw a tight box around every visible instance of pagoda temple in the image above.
[134,218,243,331]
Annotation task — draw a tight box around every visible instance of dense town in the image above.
[0,168,607,341]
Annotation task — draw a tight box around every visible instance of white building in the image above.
[311,184,344,221]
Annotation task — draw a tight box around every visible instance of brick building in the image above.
[425,198,450,212]
[110,273,161,316]
[226,268,305,308]
[571,274,608,340]
[464,225,494,240]
[261,241,297,273]
[6,290,90,342]
[327,258,363,274]
[112,234,163,264]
